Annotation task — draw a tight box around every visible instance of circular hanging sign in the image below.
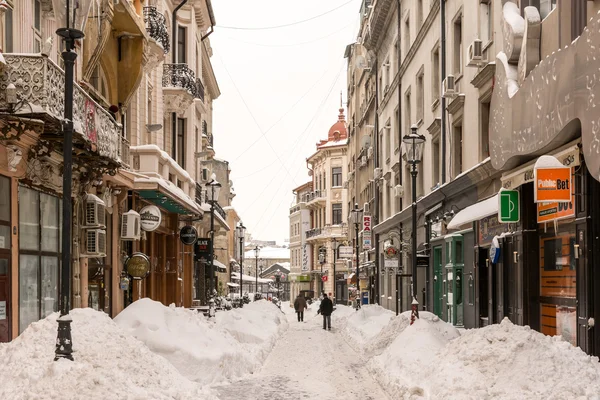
[125,252,151,280]
[180,225,198,245]
[139,205,162,231]
[384,246,399,259]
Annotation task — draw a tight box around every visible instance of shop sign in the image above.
[194,238,210,262]
[125,252,151,280]
[338,246,353,259]
[179,225,198,245]
[416,255,429,268]
[363,215,372,250]
[139,205,162,231]
[384,245,398,259]
[384,258,398,268]
[498,190,520,223]
[537,194,576,223]
[0,300,6,320]
[297,275,311,282]
[479,215,507,244]
[534,167,571,203]
[321,275,328,282]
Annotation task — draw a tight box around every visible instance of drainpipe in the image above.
[201,0,216,42]
[441,0,447,184]
[374,57,380,305]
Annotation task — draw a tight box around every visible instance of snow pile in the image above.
[342,305,394,351]
[0,309,216,400]
[427,318,600,399]
[114,298,287,385]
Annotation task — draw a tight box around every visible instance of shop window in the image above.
[18,187,61,333]
[539,226,576,299]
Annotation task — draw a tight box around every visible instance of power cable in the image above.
[222,21,355,48]
[216,0,356,31]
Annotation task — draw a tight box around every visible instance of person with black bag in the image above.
[318,293,334,330]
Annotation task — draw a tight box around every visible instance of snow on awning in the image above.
[447,194,498,230]
[227,282,239,288]
[213,259,227,273]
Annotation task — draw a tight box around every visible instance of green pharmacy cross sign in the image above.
[498,190,520,223]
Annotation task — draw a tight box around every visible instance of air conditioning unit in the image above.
[121,210,141,241]
[442,75,457,99]
[367,147,373,159]
[360,156,368,167]
[394,184,404,197]
[343,180,349,189]
[374,167,382,179]
[201,167,209,182]
[82,229,107,258]
[83,193,106,229]
[467,39,484,67]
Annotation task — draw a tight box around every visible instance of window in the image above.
[432,46,440,104]
[385,119,391,161]
[404,88,412,138]
[432,137,440,186]
[90,66,109,104]
[404,17,411,57]
[4,6,13,53]
[452,124,463,177]
[322,173,326,191]
[18,187,62,334]
[177,26,186,64]
[453,15,463,76]
[147,84,153,126]
[479,1,492,44]
[332,204,342,225]
[539,0,557,19]
[394,108,400,152]
[33,0,42,52]
[417,0,424,27]
[331,167,342,187]
[416,69,424,123]
[480,100,490,160]
[177,118,185,168]
[394,39,400,73]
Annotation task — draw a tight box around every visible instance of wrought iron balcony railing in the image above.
[306,228,322,239]
[206,133,213,148]
[0,54,122,163]
[301,190,326,203]
[143,6,170,54]
[162,64,196,96]
[196,78,205,102]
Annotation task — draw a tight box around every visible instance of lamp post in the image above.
[403,125,426,321]
[253,246,260,298]
[206,174,221,306]
[318,247,326,297]
[352,203,363,309]
[236,222,246,305]
[52,0,94,362]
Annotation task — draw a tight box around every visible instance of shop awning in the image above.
[227,282,239,288]
[130,173,201,215]
[213,259,227,273]
[447,194,498,230]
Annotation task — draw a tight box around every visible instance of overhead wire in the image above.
[216,0,356,30]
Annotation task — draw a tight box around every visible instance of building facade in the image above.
[288,181,312,303]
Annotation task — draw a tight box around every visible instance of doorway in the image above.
[478,247,489,326]
[433,246,443,318]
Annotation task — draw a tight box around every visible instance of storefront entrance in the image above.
[0,176,10,342]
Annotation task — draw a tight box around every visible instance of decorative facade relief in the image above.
[490,5,600,182]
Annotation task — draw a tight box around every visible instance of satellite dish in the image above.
[361,135,371,149]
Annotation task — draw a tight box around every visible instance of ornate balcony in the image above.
[0,54,122,166]
[162,64,196,115]
[301,190,327,209]
[195,77,206,113]
[143,6,170,70]
[306,228,323,239]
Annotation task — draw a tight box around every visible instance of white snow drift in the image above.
[0,308,216,400]
[114,298,288,385]
[341,305,600,399]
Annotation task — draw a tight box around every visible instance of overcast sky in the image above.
[210,0,362,243]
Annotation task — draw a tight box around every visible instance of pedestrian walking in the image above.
[319,293,334,330]
[294,293,307,322]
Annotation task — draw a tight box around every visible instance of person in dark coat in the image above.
[294,294,307,322]
[319,293,334,330]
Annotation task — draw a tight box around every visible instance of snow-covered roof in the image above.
[447,194,498,230]
[244,246,290,260]
[231,272,272,283]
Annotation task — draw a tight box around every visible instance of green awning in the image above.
[138,190,195,215]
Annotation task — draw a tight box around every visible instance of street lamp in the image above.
[52,0,94,362]
[351,203,363,309]
[253,245,260,298]
[331,237,338,304]
[403,124,425,321]
[236,222,246,305]
[318,247,326,297]
[206,174,221,305]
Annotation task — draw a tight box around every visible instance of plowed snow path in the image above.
[214,309,390,400]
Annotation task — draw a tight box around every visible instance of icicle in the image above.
[554,219,558,235]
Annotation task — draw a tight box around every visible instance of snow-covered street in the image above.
[213,305,390,400]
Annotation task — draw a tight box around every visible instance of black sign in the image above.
[416,255,429,268]
[180,226,198,245]
[194,238,211,261]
